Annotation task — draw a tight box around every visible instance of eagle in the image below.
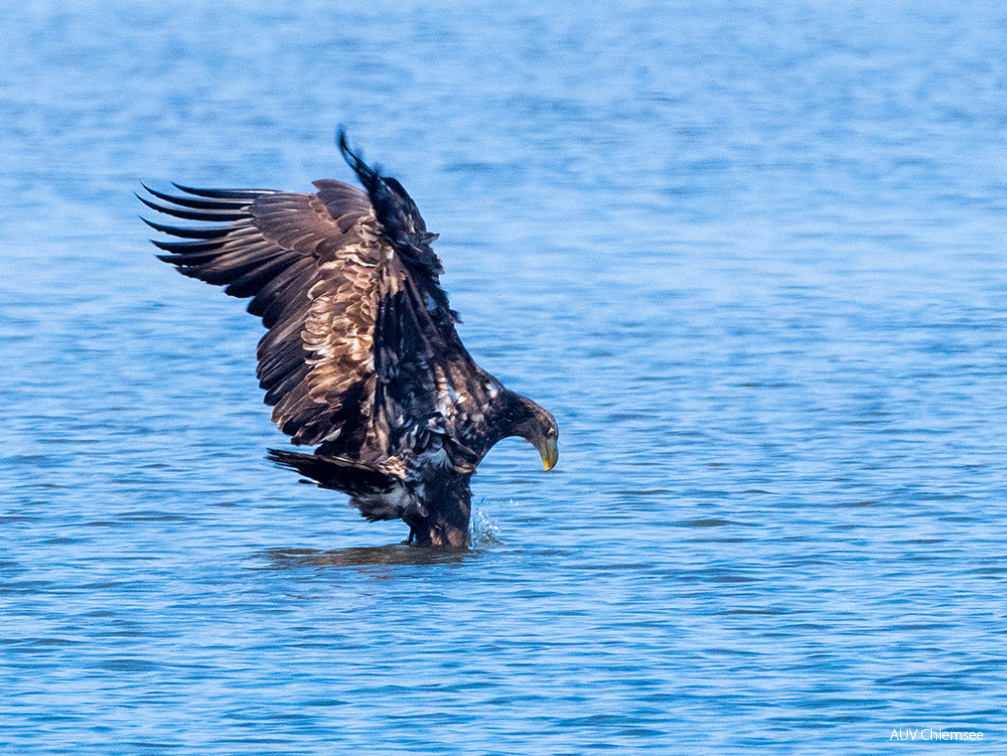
[140,132,558,547]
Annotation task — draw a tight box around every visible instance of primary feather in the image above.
[143,131,558,546]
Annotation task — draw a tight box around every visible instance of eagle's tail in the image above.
[266,449,397,496]
[267,449,415,523]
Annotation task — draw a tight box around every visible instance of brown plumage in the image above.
[141,131,558,546]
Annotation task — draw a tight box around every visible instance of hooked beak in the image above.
[536,437,559,471]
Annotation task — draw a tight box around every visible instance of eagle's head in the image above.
[509,395,559,471]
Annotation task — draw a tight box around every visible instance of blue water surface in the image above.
[2,1,1007,753]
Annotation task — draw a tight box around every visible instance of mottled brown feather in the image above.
[143,178,507,465]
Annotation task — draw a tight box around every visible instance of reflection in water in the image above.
[260,544,476,568]
[256,509,502,568]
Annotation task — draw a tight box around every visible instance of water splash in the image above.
[471,507,502,546]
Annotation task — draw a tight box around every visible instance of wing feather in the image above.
[145,184,380,447]
[144,152,502,464]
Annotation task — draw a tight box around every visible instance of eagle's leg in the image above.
[403,513,468,547]
[402,476,472,548]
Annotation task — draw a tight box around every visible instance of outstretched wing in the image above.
[142,137,499,463]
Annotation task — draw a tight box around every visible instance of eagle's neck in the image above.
[495,390,549,440]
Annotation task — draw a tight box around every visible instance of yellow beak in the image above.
[536,437,559,471]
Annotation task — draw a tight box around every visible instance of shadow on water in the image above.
[257,544,478,569]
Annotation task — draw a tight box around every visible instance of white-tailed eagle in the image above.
[140,132,558,547]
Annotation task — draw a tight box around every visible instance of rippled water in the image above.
[3,1,1007,753]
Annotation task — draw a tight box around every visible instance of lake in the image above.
[2,1,1006,753]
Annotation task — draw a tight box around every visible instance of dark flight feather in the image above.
[142,130,558,546]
